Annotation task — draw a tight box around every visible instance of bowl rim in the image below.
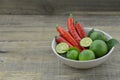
[52,27,115,63]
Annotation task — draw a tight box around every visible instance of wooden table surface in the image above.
[0,0,120,15]
[0,14,120,80]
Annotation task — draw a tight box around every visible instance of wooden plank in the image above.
[0,14,120,80]
[0,0,120,14]
[0,72,42,80]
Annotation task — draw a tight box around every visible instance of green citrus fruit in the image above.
[79,50,95,61]
[56,42,69,54]
[90,40,108,58]
[66,47,80,60]
[90,31,107,41]
[80,37,92,47]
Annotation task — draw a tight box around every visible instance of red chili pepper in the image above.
[75,22,87,39]
[67,16,81,43]
[67,16,84,50]
[55,36,73,47]
[56,26,83,51]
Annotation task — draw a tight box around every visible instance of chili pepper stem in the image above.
[75,20,78,24]
[55,36,58,39]
[69,13,73,18]
[56,24,59,29]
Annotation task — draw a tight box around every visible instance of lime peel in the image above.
[66,47,80,60]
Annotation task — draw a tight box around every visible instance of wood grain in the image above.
[0,14,120,80]
[0,0,120,14]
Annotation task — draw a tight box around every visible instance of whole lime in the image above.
[90,40,108,58]
[90,31,107,41]
[79,50,95,61]
[66,47,80,60]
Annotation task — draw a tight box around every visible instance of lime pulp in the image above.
[56,42,69,54]
[80,37,92,47]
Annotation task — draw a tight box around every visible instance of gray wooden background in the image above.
[0,0,120,15]
[0,1,120,80]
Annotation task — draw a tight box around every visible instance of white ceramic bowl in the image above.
[52,28,114,69]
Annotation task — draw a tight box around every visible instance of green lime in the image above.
[66,47,80,60]
[90,40,108,58]
[80,37,92,47]
[79,50,95,61]
[90,31,107,41]
[56,42,69,54]
[107,38,119,50]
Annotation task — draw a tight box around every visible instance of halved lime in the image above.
[56,42,69,54]
[80,37,92,47]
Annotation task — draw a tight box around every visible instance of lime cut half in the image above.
[56,42,69,54]
[80,37,92,47]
